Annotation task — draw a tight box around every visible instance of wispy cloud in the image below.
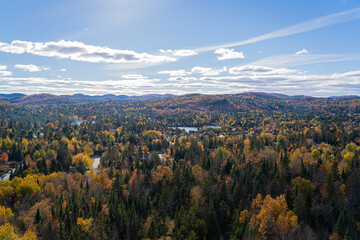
[229,65,298,75]
[251,53,360,67]
[195,7,360,52]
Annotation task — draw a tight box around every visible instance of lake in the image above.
[171,126,220,133]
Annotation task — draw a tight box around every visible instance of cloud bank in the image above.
[2,67,360,97]
[0,40,176,64]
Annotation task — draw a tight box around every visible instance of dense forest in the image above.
[1,92,360,239]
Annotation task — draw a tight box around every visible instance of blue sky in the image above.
[1,0,360,96]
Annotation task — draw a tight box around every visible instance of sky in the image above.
[1,0,360,97]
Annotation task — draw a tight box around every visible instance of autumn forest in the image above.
[1,92,360,240]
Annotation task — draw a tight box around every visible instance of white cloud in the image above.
[191,66,226,76]
[0,65,7,70]
[0,65,12,76]
[0,40,33,54]
[168,76,198,82]
[0,40,176,64]
[159,49,198,57]
[229,65,298,75]
[0,70,12,76]
[103,79,159,87]
[214,48,245,60]
[14,64,49,72]
[295,49,309,55]
[159,67,226,77]
[158,70,190,76]
[60,68,67,71]
[337,70,360,77]
[121,74,147,79]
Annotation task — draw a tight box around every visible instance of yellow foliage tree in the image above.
[72,153,93,169]
[0,205,13,224]
[92,173,111,190]
[289,149,302,173]
[15,180,42,199]
[21,229,38,240]
[191,165,205,183]
[77,217,93,234]
[0,223,18,240]
[0,175,41,205]
[239,210,249,224]
[0,223,37,240]
[343,152,355,164]
[152,165,173,183]
[190,185,204,208]
[249,194,299,239]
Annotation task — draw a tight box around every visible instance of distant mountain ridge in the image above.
[0,92,358,105]
[0,93,175,104]
[63,93,175,102]
[0,93,72,104]
[0,93,26,102]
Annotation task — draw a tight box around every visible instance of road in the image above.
[92,157,101,173]
[0,169,14,182]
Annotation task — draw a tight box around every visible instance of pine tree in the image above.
[34,207,42,224]
[344,228,352,240]
[334,210,348,238]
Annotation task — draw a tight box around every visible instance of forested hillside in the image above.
[1,93,360,239]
